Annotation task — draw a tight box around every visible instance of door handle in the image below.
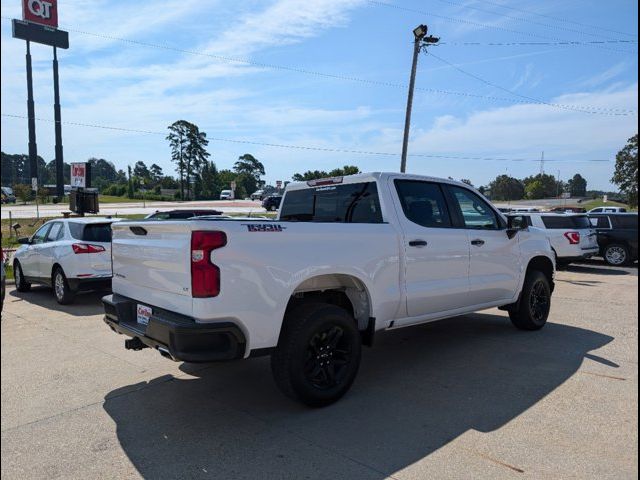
[409,240,428,247]
[471,239,485,246]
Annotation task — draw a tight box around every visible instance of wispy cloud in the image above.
[576,62,628,89]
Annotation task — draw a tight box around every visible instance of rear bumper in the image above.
[102,293,246,362]
[557,248,599,263]
[68,276,112,292]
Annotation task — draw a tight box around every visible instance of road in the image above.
[1,199,267,219]
[1,262,637,479]
[493,197,589,210]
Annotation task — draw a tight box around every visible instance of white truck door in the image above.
[446,185,521,305]
[391,179,471,316]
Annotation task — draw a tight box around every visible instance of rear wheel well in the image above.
[283,274,372,332]
[287,289,354,317]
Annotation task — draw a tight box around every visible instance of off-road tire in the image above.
[509,270,551,331]
[271,302,362,407]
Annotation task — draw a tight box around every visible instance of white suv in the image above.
[588,206,627,214]
[509,213,598,267]
[13,218,119,304]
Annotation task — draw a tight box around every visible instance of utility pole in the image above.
[25,40,38,185]
[400,24,439,173]
[53,46,64,199]
[556,169,561,198]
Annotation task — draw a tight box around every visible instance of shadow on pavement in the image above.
[8,286,106,317]
[103,313,613,479]
[567,263,633,276]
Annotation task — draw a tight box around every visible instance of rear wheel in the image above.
[14,261,31,292]
[53,267,75,305]
[271,303,362,407]
[509,270,551,330]
[603,244,629,266]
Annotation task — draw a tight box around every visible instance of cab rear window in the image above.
[69,223,112,242]
[279,182,383,223]
[541,215,591,229]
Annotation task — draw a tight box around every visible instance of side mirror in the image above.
[506,215,527,239]
[18,237,31,245]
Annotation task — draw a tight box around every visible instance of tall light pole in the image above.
[400,24,439,173]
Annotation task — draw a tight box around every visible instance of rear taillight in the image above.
[564,231,580,245]
[72,243,106,254]
[191,231,227,298]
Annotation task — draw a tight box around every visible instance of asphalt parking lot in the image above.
[1,261,637,479]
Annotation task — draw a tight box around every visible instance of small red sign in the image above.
[22,0,58,28]
[71,163,86,188]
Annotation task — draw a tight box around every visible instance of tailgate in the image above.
[111,221,193,313]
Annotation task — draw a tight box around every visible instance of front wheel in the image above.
[53,267,75,305]
[509,270,551,330]
[271,303,362,407]
[14,261,31,292]
[603,244,630,266]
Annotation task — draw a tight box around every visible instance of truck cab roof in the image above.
[284,172,473,192]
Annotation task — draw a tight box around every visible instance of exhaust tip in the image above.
[157,346,176,361]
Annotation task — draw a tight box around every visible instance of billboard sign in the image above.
[71,162,86,188]
[22,0,58,28]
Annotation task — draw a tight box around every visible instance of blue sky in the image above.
[1,0,637,190]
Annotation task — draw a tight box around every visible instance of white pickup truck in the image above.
[103,172,555,406]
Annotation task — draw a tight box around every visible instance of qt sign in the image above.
[23,0,58,28]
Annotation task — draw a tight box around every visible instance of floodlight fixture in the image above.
[413,24,427,39]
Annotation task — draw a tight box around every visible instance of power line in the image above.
[366,0,636,54]
[475,0,638,38]
[433,0,624,41]
[438,39,637,47]
[427,51,636,116]
[0,18,634,116]
[0,113,613,163]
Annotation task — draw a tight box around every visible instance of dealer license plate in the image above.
[136,304,152,325]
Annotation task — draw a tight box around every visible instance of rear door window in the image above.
[46,222,64,241]
[280,182,383,223]
[394,180,451,228]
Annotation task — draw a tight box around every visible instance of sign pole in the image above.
[53,45,64,199]
[25,39,38,184]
